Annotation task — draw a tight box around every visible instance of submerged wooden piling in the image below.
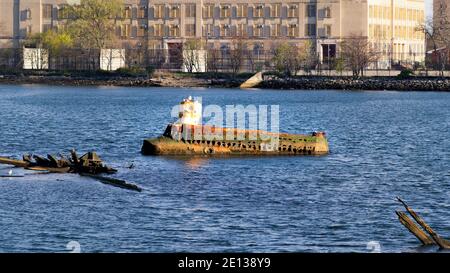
[0,151,141,192]
[396,197,450,249]
[79,173,142,192]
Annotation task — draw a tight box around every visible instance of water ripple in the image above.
[0,85,449,252]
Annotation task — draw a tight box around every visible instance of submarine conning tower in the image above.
[178,96,202,126]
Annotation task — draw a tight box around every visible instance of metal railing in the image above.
[0,47,446,76]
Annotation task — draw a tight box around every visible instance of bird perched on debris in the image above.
[8,169,12,176]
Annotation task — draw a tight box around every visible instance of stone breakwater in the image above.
[0,74,243,88]
[258,77,450,91]
[1,74,450,91]
[0,75,162,87]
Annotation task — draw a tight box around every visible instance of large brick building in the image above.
[0,0,426,68]
[434,0,450,45]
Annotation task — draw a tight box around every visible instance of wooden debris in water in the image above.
[79,173,142,192]
[0,150,141,192]
[0,150,116,175]
[396,197,450,249]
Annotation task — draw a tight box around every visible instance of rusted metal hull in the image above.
[142,134,329,156]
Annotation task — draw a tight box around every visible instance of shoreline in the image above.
[1,73,450,91]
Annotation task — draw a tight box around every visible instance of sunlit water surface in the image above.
[0,84,449,252]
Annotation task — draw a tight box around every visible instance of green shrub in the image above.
[398,69,414,79]
[145,66,155,76]
[115,67,148,77]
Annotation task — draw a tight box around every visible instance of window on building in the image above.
[57,5,68,19]
[137,25,147,37]
[220,24,231,37]
[288,24,298,37]
[306,4,316,17]
[270,3,281,18]
[153,24,165,37]
[120,24,131,37]
[25,9,32,20]
[43,4,53,19]
[322,44,336,59]
[271,24,281,37]
[116,25,122,37]
[202,24,214,37]
[324,7,331,18]
[305,23,316,36]
[253,43,263,55]
[169,5,180,18]
[185,24,196,36]
[186,4,196,18]
[220,44,230,57]
[169,25,180,37]
[220,5,231,18]
[254,5,264,18]
[324,24,332,36]
[288,4,298,18]
[253,24,263,37]
[203,4,214,18]
[123,6,132,19]
[138,6,148,19]
[43,24,52,33]
[237,24,248,37]
[237,4,248,18]
[154,5,165,19]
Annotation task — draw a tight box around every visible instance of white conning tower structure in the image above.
[178,96,202,125]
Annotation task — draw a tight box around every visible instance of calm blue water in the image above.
[0,84,449,253]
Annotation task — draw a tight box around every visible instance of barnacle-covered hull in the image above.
[141,124,329,156]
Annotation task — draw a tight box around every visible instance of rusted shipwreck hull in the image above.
[142,123,329,156]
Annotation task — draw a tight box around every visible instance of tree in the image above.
[272,41,312,77]
[23,29,74,70]
[183,39,203,73]
[229,37,247,74]
[416,3,450,74]
[207,46,219,74]
[66,0,123,49]
[340,35,381,77]
[334,56,345,76]
[416,19,443,73]
[26,30,73,55]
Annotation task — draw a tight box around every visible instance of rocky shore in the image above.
[1,73,450,91]
[0,74,162,87]
[259,76,450,91]
[0,74,245,88]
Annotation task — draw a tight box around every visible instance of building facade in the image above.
[0,0,425,68]
[434,0,450,45]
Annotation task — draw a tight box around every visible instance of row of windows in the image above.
[369,5,424,23]
[201,4,309,18]
[111,23,318,38]
[369,24,424,40]
[370,42,425,58]
[394,7,424,22]
[41,3,318,20]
